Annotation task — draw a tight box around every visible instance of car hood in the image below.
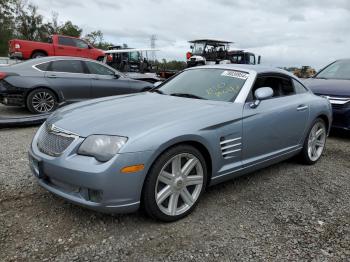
[303,78,350,97]
[48,92,234,137]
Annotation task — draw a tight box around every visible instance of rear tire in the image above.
[143,145,207,222]
[299,118,327,165]
[26,88,57,114]
[31,52,47,59]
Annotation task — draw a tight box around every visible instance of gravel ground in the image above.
[0,126,349,261]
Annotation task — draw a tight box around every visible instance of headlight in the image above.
[77,135,127,162]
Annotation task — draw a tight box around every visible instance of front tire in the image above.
[143,145,207,222]
[300,118,327,165]
[26,88,57,114]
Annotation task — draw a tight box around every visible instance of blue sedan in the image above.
[28,65,332,221]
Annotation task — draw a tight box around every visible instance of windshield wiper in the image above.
[149,89,164,94]
[315,77,328,80]
[170,93,207,100]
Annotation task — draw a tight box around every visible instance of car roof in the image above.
[186,64,298,79]
[30,56,97,63]
[189,39,233,44]
[8,56,101,68]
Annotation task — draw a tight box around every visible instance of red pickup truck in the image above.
[8,35,105,60]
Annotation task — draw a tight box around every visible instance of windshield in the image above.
[316,60,350,80]
[192,43,205,54]
[128,51,140,62]
[158,69,248,102]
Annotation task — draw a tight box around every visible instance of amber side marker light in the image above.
[121,164,145,174]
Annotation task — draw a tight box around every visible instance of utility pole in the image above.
[150,34,157,62]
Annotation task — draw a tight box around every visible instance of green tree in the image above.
[0,0,15,55]
[58,21,82,37]
[84,30,113,50]
[15,4,47,41]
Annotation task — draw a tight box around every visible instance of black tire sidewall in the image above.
[26,88,57,114]
[142,145,208,222]
[300,118,327,165]
[31,52,47,59]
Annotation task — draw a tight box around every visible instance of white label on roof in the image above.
[221,70,249,80]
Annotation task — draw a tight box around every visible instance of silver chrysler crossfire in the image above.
[28,65,332,222]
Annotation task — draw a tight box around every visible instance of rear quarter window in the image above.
[35,62,50,71]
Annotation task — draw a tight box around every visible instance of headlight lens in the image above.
[77,135,127,162]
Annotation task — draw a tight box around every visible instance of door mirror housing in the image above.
[113,72,120,79]
[250,87,274,108]
[153,81,163,87]
[255,87,273,100]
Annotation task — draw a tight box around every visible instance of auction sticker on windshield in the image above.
[221,70,249,80]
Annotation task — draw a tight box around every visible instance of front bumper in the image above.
[332,105,350,130]
[29,125,155,214]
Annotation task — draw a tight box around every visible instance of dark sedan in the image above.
[0,57,153,113]
[304,59,350,130]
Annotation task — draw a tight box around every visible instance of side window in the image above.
[58,37,76,47]
[74,39,88,49]
[231,55,243,64]
[249,76,295,101]
[35,62,50,71]
[85,61,115,76]
[50,60,84,73]
[249,55,255,65]
[293,79,308,94]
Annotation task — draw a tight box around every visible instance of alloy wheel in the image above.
[307,121,326,161]
[31,91,55,113]
[155,153,204,216]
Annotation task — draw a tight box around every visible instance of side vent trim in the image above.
[220,136,242,159]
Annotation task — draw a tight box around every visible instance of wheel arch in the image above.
[25,86,60,104]
[317,114,331,134]
[144,138,214,188]
[31,50,48,58]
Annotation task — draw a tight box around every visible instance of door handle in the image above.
[47,74,57,78]
[76,49,82,51]
[297,105,308,111]
[58,46,64,50]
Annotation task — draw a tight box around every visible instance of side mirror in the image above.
[153,81,163,87]
[250,87,273,108]
[190,45,194,49]
[114,72,120,79]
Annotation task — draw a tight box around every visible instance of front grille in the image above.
[37,125,76,156]
[332,103,349,110]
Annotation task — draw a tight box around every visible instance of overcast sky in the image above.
[31,0,350,69]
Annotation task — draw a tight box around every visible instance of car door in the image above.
[73,39,91,59]
[84,61,138,98]
[55,36,78,57]
[242,74,309,166]
[45,60,91,102]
